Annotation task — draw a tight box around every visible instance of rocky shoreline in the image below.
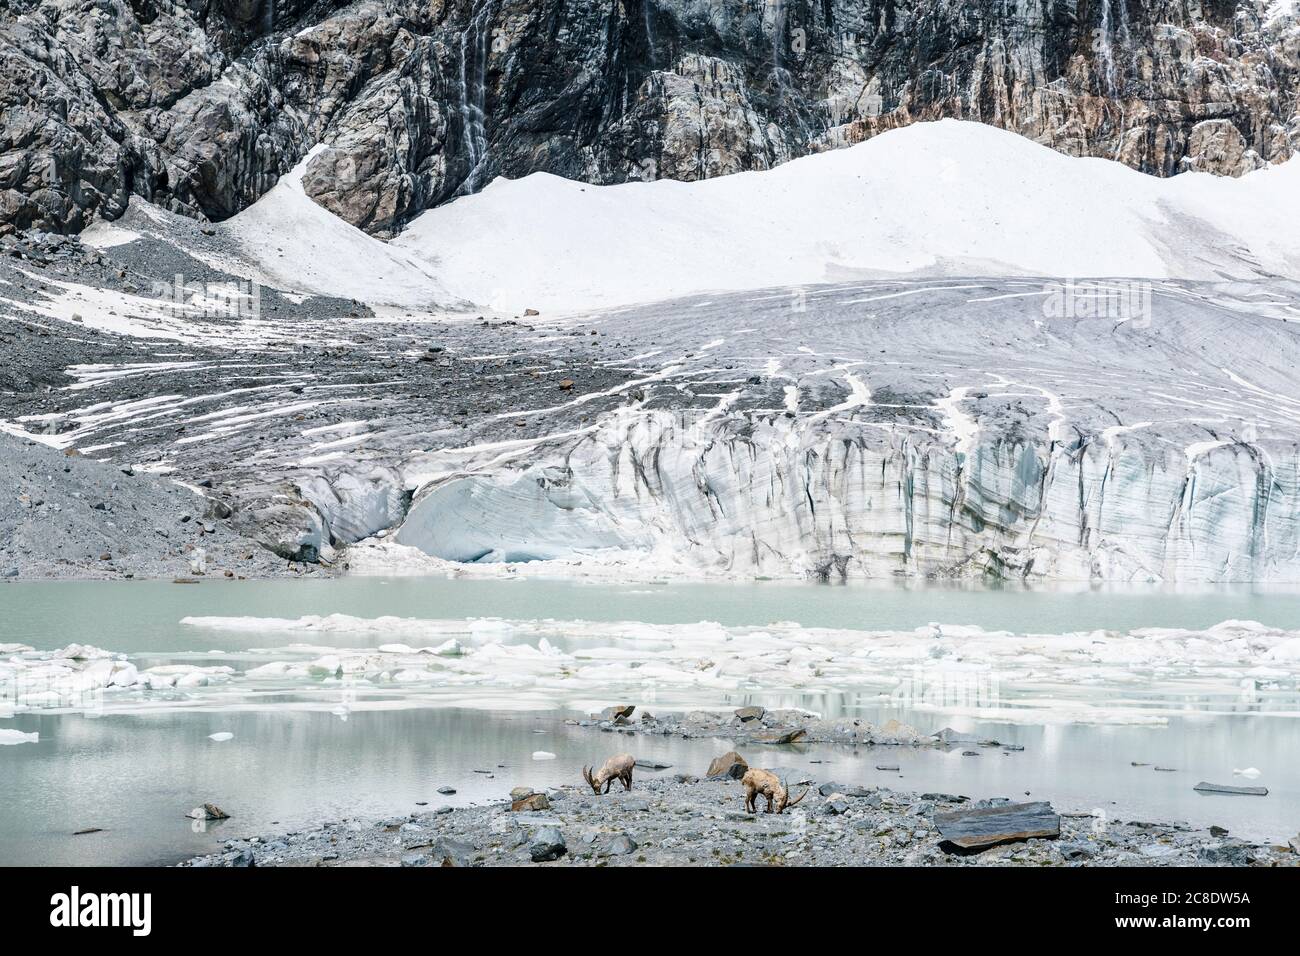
[181,707,1300,869]
[180,775,1295,870]
[581,704,1026,751]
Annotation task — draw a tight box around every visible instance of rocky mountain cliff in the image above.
[3,0,1298,237]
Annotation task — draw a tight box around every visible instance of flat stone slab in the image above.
[751,728,807,745]
[818,782,877,798]
[934,801,1061,854]
[931,727,999,747]
[1194,781,1269,796]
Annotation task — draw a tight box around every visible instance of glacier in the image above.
[4,122,1300,583]
[390,277,1300,583]
[395,407,1300,582]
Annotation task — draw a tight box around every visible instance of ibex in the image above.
[582,753,636,794]
[742,768,809,814]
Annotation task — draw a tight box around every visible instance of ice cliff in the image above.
[393,409,1300,582]
[383,273,1300,584]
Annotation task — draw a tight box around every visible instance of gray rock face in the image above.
[431,837,475,866]
[598,832,638,857]
[529,826,567,862]
[3,1,1297,236]
[705,751,749,780]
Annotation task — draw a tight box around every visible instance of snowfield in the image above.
[76,119,1300,315]
[393,119,1300,312]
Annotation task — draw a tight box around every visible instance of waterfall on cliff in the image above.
[457,0,498,195]
[1096,0,1118,93]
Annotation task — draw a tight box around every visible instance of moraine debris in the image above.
[178,761,1292,868]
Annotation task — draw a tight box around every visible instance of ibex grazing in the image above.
[582,753,635,794]
[742,768,809,814]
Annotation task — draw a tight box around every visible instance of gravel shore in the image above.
[180,774,1296,868]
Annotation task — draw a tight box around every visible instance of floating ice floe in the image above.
[0,644,235,712]
[532,751,557,760]
[1233,767,1262,778]
[0,729,39,745]
[8,615,1300,726]
[207,732,234,742]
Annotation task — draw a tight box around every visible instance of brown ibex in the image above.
[582,753,635,794]
[742,768,809,814]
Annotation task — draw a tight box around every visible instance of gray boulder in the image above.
[529,827,567,863]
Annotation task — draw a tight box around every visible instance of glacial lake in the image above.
[2,577,1299,865]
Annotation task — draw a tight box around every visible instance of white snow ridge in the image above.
[393,119,1300,311]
